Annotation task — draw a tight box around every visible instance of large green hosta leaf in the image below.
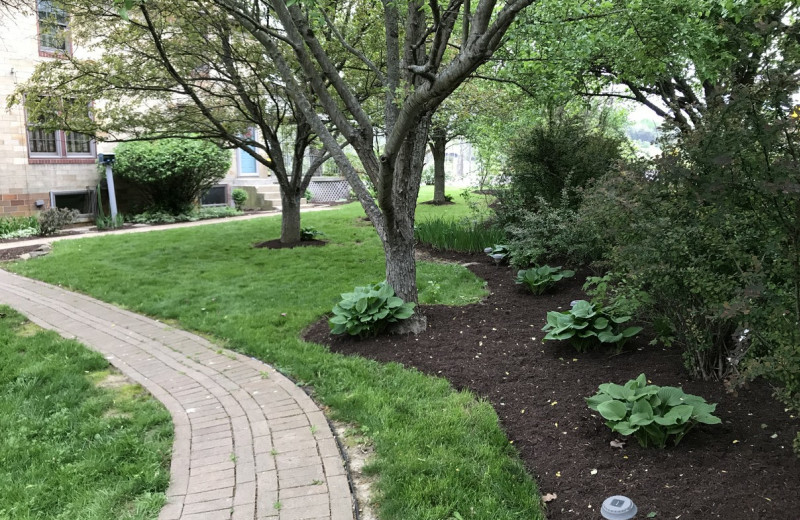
[598,383,634,401]
[629,399,654,426]
[654,404,693,426]
[597,399,628,421]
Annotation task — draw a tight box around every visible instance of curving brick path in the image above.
[0,269,356,520]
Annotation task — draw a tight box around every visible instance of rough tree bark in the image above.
[279,191,302,243]
[429,127,448,203]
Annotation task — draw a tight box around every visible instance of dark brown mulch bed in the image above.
[0,245,41,261]
[253,238,327,250]
[304,249,800,520]
[420,199,456,206]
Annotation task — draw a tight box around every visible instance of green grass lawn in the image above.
[8,187,545,520]
[0,307,172,520]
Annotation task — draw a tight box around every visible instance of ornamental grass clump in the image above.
[414,217,505,252]
[329,281,416,338]
[542,300,642,352]
[516,265,575,295]
[586,373,721,448]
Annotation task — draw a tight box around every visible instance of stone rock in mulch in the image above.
[1,243,53,262]
[29,246,51,258]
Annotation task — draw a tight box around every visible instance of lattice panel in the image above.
[309,178,350,202]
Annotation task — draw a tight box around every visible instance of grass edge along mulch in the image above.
[6,193,548,520]
[0,306,173,520]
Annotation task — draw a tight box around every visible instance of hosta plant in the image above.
[516,265,575,295]
[586,373,722,448]
[329,281,416,338]
[542,300,642,352]
[300,227,325,241]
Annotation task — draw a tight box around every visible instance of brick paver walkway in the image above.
[0,269,355,520]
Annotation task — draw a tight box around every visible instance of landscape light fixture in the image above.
[601,495,638,520]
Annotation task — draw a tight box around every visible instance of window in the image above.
[26,98,96,163]
[66,132,91,154]
[28,127,58,154]
[37,0,69,54]
[201,185,228,206]
[26,125,95,161]
[50,190,94,216]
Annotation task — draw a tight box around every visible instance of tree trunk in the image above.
[384,225,427,334]
[381,119,429,334]
[280,191,302,244]
[431,131,447,203]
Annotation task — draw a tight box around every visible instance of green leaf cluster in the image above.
[586,373,721,448]
[484,244,511,264]
[38,208,79,237]
[300,227,325,241]
[542,300,641,352]
[515,265,575,295]
[0,216,39,239]
[114,139,231,215]
[329,281,416,338]
[232,189,248,211]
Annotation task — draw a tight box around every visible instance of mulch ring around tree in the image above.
[304,248,800,520]
[253,239,327,250]
[419,199,456,206]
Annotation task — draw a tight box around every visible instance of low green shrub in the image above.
[128,207,241,225]
[586,373,721,448]
[114,138,231,214]
[232,188,248,211]
[38,208,78,236]
[542,300,641,352]
[504,195,605,268]
[329,281,416,338]
[516,265,575,295]
[414,217,505,253]
[0,216,39,238]
[583,273,652,324]
[0,228,38,239]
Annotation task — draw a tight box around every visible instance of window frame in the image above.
[25,99,97,164]
[36,0,71,57]
[50,189,94,217]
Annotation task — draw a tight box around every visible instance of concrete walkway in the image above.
[0,269,355,520]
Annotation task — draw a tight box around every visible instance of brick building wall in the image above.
[0,6,104,217]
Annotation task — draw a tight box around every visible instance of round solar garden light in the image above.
[601,495,637,520]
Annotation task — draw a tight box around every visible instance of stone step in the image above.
[231,177,275,186]
[255,185,281,195]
